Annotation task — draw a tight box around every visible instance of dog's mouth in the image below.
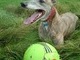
[24,9,45,25]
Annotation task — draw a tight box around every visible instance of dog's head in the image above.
[21,0,56,24]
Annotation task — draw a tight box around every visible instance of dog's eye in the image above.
[39,0,45,3]
[52,0,56,3]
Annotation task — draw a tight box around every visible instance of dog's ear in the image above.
[51,0,56,3]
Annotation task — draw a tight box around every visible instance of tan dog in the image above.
[21,0,78,47]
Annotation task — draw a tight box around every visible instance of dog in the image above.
[21,0,78,48]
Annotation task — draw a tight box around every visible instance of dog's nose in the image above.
[21,2,27,8]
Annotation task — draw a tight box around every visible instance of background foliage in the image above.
[0,0,80,60]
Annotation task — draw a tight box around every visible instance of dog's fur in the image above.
[21,0,78,47]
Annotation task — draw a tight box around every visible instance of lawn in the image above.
[0,0,80,60]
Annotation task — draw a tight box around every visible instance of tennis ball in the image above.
[23,42,60,60]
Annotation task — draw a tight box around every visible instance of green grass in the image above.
[0,0,80,60]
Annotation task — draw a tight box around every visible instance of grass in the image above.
[0,0,80,60]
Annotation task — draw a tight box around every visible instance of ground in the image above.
[0,0,80,60]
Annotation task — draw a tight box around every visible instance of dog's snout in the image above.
[21,3,27,8]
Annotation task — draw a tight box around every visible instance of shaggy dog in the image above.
[21,0,78,48]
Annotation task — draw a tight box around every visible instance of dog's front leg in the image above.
[53,33,64,48]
